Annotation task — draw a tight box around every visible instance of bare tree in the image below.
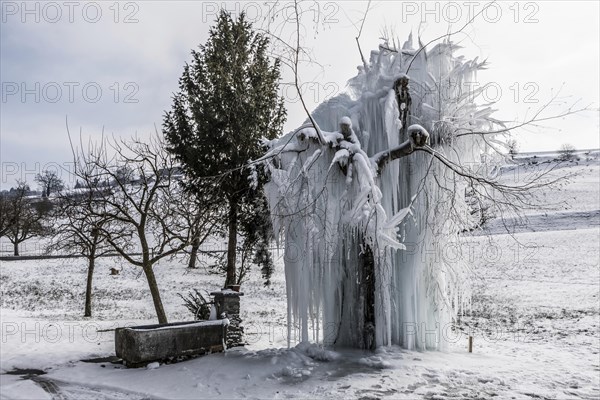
[35,170,65,197]
[179,189,221,270]
[48,181,125,317]
[3,181,49,256]
[507,139,519,160]
[558,143,576,161]
[0,193,11,238]
[70,131,215,324]
[113,165,135,186]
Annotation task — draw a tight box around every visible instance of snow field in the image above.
[1,160,598,398]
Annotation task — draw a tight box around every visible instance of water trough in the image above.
[115,320,228,367]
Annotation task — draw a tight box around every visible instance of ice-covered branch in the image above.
[373,124,430,171]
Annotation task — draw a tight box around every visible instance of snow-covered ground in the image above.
[1,159,599,399]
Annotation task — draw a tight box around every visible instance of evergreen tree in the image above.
[163,10,286,286]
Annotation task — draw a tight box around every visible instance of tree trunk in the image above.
[188,235,200,269]
[13,242,19,256]
[225,199,238,287]
[144,264,168,324]
[84,255,95,317]
[361,243,376,350]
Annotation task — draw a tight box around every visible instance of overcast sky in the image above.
[1,1,598,189]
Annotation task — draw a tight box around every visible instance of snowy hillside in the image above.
[1,158,599,399]
[480,151,600,233]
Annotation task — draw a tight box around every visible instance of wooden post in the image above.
[468,336,473,353]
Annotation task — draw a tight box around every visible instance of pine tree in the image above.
[163,10,286,286]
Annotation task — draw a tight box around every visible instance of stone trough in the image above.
[115,320,229,367]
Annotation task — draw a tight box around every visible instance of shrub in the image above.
[178,289,212,320]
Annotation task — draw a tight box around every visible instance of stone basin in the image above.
[115,320,228,367]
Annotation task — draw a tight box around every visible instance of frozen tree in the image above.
[34,170,65,197]
[234,0,591,350]
[260,33,571,350]
[164,10,286,286]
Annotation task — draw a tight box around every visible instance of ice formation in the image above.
[261,37,497,350]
